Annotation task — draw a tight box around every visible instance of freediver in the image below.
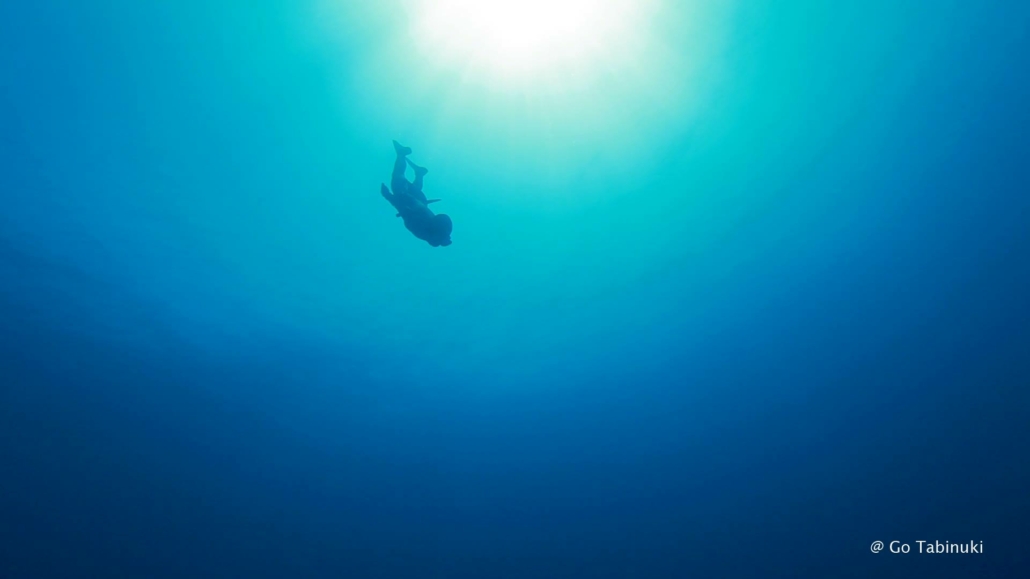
[381,140,452,247]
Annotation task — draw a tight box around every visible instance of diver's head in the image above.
[431,213,453,247]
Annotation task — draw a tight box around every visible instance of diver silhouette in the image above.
[381,140,452,247]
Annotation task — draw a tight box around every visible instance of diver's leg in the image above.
[391,141,411,194]
[406,158,428,177]
[392,154,407,188]
[411,171,424,195]
[406,158,429,202]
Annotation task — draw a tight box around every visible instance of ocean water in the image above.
[2,1,1028,577]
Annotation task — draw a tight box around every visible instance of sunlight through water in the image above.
[311,0,728,200]
[409,0,655,83]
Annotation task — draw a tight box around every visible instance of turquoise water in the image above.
[2,1,1028,576]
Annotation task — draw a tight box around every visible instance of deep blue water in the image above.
[2,1,1029,577]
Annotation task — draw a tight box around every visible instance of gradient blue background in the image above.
[2,1,1028,577]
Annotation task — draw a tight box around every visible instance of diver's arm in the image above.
[381,184,404,217]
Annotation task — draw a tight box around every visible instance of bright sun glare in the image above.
[411,0,649,79]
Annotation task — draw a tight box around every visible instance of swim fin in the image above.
[392,140,412,156]
[406,158,428,176]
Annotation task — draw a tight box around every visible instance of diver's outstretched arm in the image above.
[383,183,408,217]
